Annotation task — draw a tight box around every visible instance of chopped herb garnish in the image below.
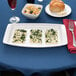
[45,29,58,43]
[12,29,26,43]
[52,31,56,35]
[20,34,25,41]
[30,11,33,14]
[24,10,27,13]
[51,29,54,32]
[38,7,41,9]
[30,29,42,43]
[20,30,26,32]
[30,35,33,39]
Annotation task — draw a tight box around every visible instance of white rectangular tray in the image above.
[3,23,67,48]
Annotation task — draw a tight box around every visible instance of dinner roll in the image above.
[49,0,65,12]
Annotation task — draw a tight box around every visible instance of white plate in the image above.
[45,4,72,17]
[3,23,67,48]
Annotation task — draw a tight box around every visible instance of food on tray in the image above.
[12,29,27,43]
[24,4,41,15]
[45,29,58,44]
[30,29,42,43]
[49,0,65,12]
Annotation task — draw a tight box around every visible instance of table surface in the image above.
[0,0,76,74]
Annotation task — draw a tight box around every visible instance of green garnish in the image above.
[30,35,33,39]
[51,29,54,32]
[38,7,41,9]
[30,29,42,43]
[52,31,56,35]
[24,10,27,13]
[45,29,58,43]
[20,34,25,41]
[13,29,26,43]
[30,11,33,14]
[51,29,56,35]
[20,30,26,32]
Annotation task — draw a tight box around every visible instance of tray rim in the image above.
[3,23,68,48]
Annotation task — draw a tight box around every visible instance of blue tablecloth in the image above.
[0,0,76,76]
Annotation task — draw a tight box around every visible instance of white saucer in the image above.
[45,4,72,17]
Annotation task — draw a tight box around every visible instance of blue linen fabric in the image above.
[0,0,76,76]
[74,72,76,76]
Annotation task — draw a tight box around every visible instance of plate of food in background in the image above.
[22,4,43,19]
[45,0,72,17]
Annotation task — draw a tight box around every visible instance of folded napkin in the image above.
[63,19,76,53]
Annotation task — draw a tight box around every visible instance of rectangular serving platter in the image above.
[3,23,67,48]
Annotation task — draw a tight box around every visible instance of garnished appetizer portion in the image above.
[24,5,41,15]
[30,29,42,43]
[12,29,27,43]
[45,29,58,44]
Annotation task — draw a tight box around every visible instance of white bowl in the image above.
[22,4,43,19]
